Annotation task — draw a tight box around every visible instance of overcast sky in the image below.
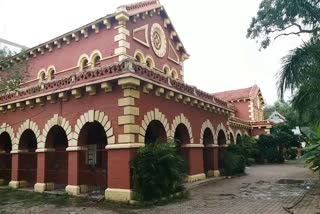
[0,0,304,105]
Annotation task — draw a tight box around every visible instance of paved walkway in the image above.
[138,162,320,214]
[1,161,319,214]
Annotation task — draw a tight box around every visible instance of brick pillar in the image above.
[105,77,142,202]
[204,145,216,177]
[34,149,55,193]
[65,148,80,195]
[183,145,206,182]
[213,145,220,176]
[9,153,19,188]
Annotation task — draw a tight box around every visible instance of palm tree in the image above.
[277,38,320,125]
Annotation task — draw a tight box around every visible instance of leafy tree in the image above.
[301,126,320,173]
[277,38,320,125]
[247,0,320,49]
[264,101,301,128]
[0,47,28,94]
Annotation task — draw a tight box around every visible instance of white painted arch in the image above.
[200,119,215,144]
[171,113,193,144]
[139,108,170,143]
[72,110,115,147]
[40,114,73,149]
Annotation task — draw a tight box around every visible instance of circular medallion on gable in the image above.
[151,23,167,58]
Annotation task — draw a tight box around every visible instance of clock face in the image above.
[151,23,167,58]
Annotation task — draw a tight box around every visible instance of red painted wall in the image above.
[127,15,184,80]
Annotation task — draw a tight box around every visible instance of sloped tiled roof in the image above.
[213,85,260,102]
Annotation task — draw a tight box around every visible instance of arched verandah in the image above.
[78,121,107,192]
[202,128,214,176]
[45,125,68,189]
[230,133,235,145]
[217,130,227,170]
[0,132,12,184]
[174,124,190,171]
[144,120,167,144]
[236,134,242,144]
[18,129,37,186]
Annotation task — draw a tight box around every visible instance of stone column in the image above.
[8,151,28,188]
[34,149,55,192]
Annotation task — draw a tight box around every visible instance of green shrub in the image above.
[130,140,186,201]
[223,151,246,176]
[265,147,279,163]
[247,158,256,166]
[288,148,297,160]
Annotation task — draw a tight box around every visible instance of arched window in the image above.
[134,50,145,64]
[80,59,89,71]
[47,67,55,80]
[38,70,46,81]
[90,50,102,69]
[92,55,101,67]
[78,54,90,71]
[163,65,170,74]
[171,69,178,79]
[145,57,155,69]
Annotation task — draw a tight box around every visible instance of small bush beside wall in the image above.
[130,141,186,201]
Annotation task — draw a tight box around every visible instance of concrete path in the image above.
[1,161,319,214]
[138,162,320,214]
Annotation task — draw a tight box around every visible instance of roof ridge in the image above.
[124,0,160,11]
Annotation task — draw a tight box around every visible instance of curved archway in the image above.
[145,120,167,144]
[236,133,242,145]
[18,129,37,186]
[0,132,12,184]
[230,133,235,144]
[217,130,227,170]
[73,110,114,147]
[202,128,214,176]
[78,121,108,192]
[16,119,41,151]
[45,125,68,189]
[173,123,191,172]
[139,108,170,144]
[171,114,193,143]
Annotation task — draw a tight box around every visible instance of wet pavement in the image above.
[0,161,319,214]
[138,161,320,214]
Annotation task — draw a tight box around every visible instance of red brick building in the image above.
[0,0,270,201]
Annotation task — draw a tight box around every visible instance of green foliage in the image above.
[276,37,320,125]
[226,136,258,167]
[247,0,320,49]
[301,126,320,173]
[264,101,301,128]
[130,140,186,201]
[223,151,246,176]
[284,147,298,160]
[271,124,300,148]
[0,47,28,93]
